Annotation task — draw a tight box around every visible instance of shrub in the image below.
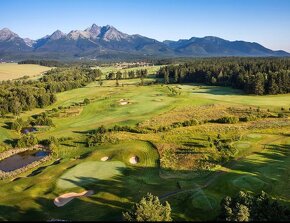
[86,133,107,147]
[278,113,288,118]
[216,116,239,124]
[30,114,54,126]
[239,114,258,122]
[83,98,90,105]
[16,134,38,148]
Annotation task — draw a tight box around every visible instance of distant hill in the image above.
[0,24,289,61]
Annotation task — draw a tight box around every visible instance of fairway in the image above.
[232,175,266,191]
[0,63,51,80]
[0,75,289,221]
[1,0,290,220]
[180,84,290,107]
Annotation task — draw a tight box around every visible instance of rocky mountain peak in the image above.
[100,25,129,41]
[50,30,66,40]
[67,30,90,40]
[0,28,19,41]
[85,24,101,38]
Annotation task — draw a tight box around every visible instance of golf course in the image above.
[0,64,289,221]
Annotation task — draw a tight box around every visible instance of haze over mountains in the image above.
[0,24,289,61]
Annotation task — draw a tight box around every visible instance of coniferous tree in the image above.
[123,193,172,221]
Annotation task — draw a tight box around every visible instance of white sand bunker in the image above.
[119,98,129,105]
[101,156,109,161]
[129,156,139,164]
[54,190,94,207]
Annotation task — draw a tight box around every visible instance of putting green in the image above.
[57,161,126,189]
[232,175,266,191]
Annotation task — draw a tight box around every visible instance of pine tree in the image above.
[123,193,172,221]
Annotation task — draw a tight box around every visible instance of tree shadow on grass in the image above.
[3,139,17,147]
[27,158,62,177]
[0,204,44,221]
[182,142,206,148]
[2,121,12,130]
[1,141,289,221]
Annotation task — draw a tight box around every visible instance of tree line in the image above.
[0,67,102,116]
[105,69,148,86]
[156,58,290,95]
[106,69,148,80]
[18,60,64,67]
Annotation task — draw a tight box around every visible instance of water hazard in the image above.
[0,150,49,172]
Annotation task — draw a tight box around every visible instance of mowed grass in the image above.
[2,81,288,141]
[0,63,51,80]
[57,140,159,189]
[180,84,290,108]
[0,77,289,220]
[168,135,290,221]
[28,83,185,139]
[57,161,126,189]
[0,140,179,221]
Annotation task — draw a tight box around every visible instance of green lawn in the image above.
[167,136,290,221]
[0,79,289,221]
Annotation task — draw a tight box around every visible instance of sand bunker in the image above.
[119,98,129,105]
[101,156,109,161]
[153,98,163,102]
[120,101,129,105]
[129,156,139,164]
[54,190,94,207]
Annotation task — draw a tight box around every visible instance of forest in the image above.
[157,58,290,95]
[18,60,64,67]
[0,67,102,116]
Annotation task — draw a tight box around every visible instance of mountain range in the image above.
[0,24,289,61]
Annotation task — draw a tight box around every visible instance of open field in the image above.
[0,63,51,81]
[0,76,289,221]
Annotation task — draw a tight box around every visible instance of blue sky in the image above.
[1,0,290,51]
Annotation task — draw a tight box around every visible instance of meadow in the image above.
[0,70,289,221]
[0,63,51,81]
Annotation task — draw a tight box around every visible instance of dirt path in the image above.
[159,134,287,201]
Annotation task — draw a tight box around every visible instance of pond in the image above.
[21,127,37,134]
[0,150,49,172]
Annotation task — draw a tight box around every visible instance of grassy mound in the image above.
[232,175,266,191]
[190,190,218,210]
[57,161,126,189]
[91,141,159,168]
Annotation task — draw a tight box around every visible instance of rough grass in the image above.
[0,63,51,81]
